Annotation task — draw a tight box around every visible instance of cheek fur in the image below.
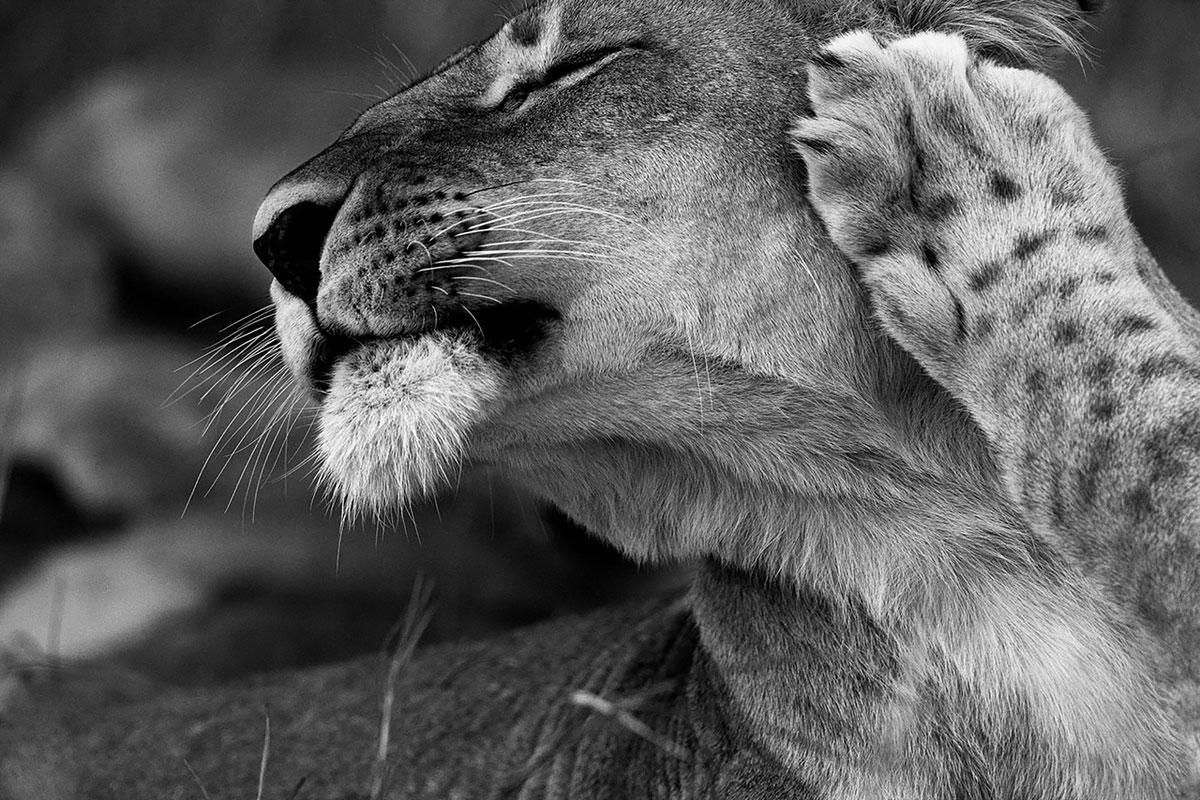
[317,334,503,518]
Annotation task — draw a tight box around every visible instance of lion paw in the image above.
[793,31,1133,387]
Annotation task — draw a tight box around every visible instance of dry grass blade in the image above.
[183,759,214,800]
[286,776,309,800]
[569,690,690,761]
[256,706,272,800]
[369,575,436,800]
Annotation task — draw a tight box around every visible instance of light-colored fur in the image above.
[318,333,503,518]
[233,0,1200,796]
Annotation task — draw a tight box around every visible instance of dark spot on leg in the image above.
[1014,231,1055,261]
[1011,279,1054,322]
[1083,355,1116,385]
[1026,368,1048,397]
[1137,355,1200,384]
[952,295,967,343]
[932,98,976,144]
[1052,319,1082,346]
[861,235,893,258]
[1058,276,1083,302]
[1077,436,1114,505]
[453,192,468,202]
[1030,278,1055,302]
[1125,486,1154,525]
[1096,271,1117,285]
[925,194,960,223]
[1050,470,1068,528]
[1076,225,1109,242]
[922,242,941,272]
[1050,185,1083,208]
[1113,314,1157,337]
[975,312,995,340]
[989,172,1022,202]
[812,50,847,70]
[1013,298,1037,324]
[1089,395,1119,421]
[1025,116,1051,145]
[1145,424,1192,483]
[968,262,1003,293]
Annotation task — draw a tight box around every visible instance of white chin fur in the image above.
[317,333,502,519]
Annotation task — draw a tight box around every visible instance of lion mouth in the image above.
[308,299,559,396]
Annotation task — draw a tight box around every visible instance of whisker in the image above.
[457,248,612,258]
[458,251,618,265]
[476,199,645,230]
[200,344,282,434]
[449,276,514,292]
[173,323,273,387]
[415,262,491,275]
[193,360,290,496]
[426,256,515,271]
[469,235,619,253]
[456,292,502,305]
[218,304,276,334]
[458,303,486,339]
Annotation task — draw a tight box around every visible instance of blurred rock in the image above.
[11,336,205,515]
[0,167,112,363]
[20,67,370,316]
[0,475,684,681]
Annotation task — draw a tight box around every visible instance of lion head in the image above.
[254,0,1099,565]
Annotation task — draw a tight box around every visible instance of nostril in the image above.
[252,201,340,306]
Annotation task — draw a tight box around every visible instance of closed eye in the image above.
[498,43,644,112]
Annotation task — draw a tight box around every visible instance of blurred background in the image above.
[0,1,1196,687]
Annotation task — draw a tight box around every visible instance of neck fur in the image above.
[517,343,1183,796]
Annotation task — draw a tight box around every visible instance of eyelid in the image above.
[543,44,630,85]
[500,43,645,111]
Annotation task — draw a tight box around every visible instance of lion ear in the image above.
[879,0,1105,65]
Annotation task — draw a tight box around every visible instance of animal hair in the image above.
[316,334,501,524]
[876,0,1101,65]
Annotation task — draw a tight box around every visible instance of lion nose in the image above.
[252,186,344,306]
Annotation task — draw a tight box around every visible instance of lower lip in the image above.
[307,300,560,395]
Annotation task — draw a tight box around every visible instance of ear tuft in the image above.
[879,0,1103,66]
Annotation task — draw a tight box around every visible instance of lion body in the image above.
[4,0,1200,797]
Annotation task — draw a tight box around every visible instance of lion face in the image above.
[254,0,895,556]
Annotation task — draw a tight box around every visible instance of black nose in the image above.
[252,202,339,306]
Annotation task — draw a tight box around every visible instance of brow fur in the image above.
[877,0,1098,64]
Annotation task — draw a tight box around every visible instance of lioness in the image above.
[3,0,1199,797]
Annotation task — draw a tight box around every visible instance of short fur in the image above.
[4,1,1198,798]
[881,0,1100,63]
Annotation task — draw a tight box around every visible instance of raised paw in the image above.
[793,31,1137,386]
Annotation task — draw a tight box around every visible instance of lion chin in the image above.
[316,333,502,519]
